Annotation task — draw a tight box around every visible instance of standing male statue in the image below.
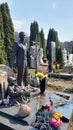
[10,32,28,87]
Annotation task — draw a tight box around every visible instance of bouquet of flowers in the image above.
[36,72,45,80]
[36,72,48,93]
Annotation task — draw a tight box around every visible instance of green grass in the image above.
[28,69,35,76]
[28,66,48,76]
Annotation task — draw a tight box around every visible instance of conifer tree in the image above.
[56,47,64,68]
[72,46,73,54]
[1,3,15,65]
[30,21,40,46]
[0,5,7,64]
[39,28,46,57]
[47,28,64,69]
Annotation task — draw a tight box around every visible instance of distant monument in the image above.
[62,48,73,66]
[62,48,67,65]
[30,45,39,69]
[30,35,41,73]
[68,54,73,65]
[39,48,44,64]
[47,41,56,72]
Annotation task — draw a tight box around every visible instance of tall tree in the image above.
[47,28,64,69]
[56,47,64,68]
[39,28,46,57]
[47,28,59,48]
[71,46,73,54]
[1,2,15,65]
[0,5,7,64]
[30,21,40,46]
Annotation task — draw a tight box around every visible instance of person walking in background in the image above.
[10,32,28,87]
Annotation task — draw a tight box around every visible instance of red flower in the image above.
[45,104,51,111]
[53,60,57,64]
[49,97,54,106]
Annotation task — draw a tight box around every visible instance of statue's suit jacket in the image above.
[10,40,28,68]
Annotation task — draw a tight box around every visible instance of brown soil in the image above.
[47,77,73,92]
[68,122,73,130]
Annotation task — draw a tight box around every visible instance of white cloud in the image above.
[13,19,27,31]
[52,2,57,9]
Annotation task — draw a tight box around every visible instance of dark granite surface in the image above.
[0,90,73,130]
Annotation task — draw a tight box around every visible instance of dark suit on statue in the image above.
[10,39,28,87]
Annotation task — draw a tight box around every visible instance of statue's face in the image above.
[19,32,25,42]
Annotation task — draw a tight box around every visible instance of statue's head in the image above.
[19,32,25,42]
[8,77,16,85]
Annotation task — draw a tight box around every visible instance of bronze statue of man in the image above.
[10,32,28,87]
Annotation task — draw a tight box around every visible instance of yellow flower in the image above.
[36,72,45,80]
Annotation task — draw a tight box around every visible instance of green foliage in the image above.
[56,47,64,68]
[0,5,7,64]
[39,29,44,48]
[47,28,64,68]
[30,21,40,46]
[0,50,7,64]
[39,28,46,57]
[30,21,47,58]
[1,2,15,65]
[47,28,59,48]
[72,46,73,54]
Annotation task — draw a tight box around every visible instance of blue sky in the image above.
[0,0,73,42]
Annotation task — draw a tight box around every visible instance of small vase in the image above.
[40,77,46,94]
